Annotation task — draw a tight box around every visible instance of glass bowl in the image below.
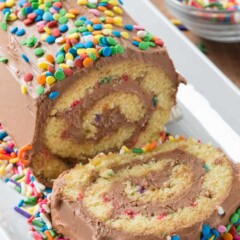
[164,0,240,42]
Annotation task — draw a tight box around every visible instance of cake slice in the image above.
[51,137,240,240]
[0,0,181,186]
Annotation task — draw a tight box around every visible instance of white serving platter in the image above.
[1,1,240,239]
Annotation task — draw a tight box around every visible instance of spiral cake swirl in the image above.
[51,138,240,240]
[30,52,179,186]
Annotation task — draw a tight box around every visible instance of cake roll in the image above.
[51,137,240,240]
[0,0,181,186]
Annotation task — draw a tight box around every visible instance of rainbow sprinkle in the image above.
[177,0,240,10]
[0,0,164,97]
[0,124,67,240]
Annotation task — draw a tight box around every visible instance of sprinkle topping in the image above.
[0,0,165,96]
[0,56,8,63]
[178,0,240,10]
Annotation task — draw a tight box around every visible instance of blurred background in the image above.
[151,0,240,89]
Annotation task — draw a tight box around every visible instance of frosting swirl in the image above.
[51,138,240,240]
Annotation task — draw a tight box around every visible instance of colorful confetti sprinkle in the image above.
[198,42,207,54]
[0,0,164,96]
[0,57,8,63]
[0,124,68,240]
[177,0,240,10]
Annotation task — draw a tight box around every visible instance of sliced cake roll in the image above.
[51,138,240,240]
[0,0,181,185]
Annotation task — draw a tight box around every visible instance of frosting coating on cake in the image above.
[0,0,182,186]
[51,138,240,240]
[0,0,180,96]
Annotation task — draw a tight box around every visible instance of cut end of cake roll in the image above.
[30,45,180,186]
[51,137,240,240]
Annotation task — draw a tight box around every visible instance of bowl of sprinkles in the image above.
[165,0,240,42]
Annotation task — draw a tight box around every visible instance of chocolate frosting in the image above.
[60,77,154,145]
[51,146,240,240]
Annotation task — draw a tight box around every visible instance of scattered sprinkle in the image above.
[0,57,8,63]
[54,70,65,81]
[49,91,59,99]
[177,25,188,31]
[16,28,26,36]
[0,21,7,31]
[171,18,182,26]
[152,95,157,108]
[45,35,56,44]
[230,212,239,224]
[24,73,33,82]
[125,24,134,31]
[203,163,210,172]
[99,76,112,84]
[10,26,18,34]
[217,206,225,216]
[21,85,27,94]
[21,54,29,63]
[36,86,44,95]
[34,48,44,57]
[171,235,180,240]
[83,57,93,67]
[139,41,149,50]
[198,42,207,54]
[132,148,144,154]
[218,225,227,233]
[46,76,56,85]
